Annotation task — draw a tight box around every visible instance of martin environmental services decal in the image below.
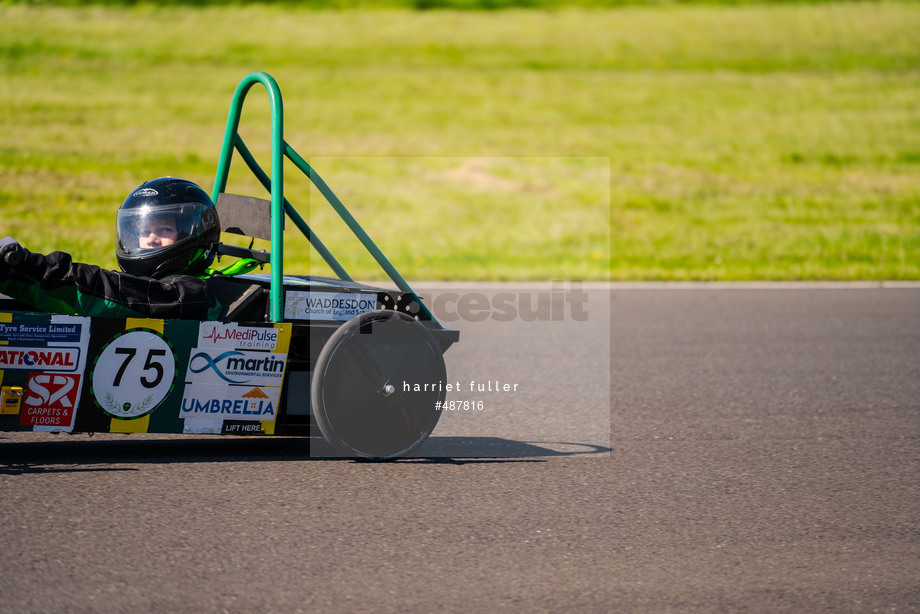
[185,349,286,386]
[90,329,177,420]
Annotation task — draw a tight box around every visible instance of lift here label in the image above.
[283,291,378,321]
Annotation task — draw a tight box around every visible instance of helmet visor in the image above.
[115,202,205,258]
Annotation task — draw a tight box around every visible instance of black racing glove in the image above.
[0,237,27,267]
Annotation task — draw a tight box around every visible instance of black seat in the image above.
[214,193,272,263]
[205,275,267,322]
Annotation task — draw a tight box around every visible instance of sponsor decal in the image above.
[0,347,80,372]
[133,188,158,197]
[90,329,176,420]
[197,323,280,350]
[179,385,280,421]
[284,291,378,321]
[19,374,81,428]
[0,315,90,432]
[186,349,286,385]
[180,323,289,424]
[0,322,83,344]
[183,418,223,435]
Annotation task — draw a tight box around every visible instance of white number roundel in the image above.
[92,329,176,419]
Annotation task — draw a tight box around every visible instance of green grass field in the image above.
[1,2,918,280]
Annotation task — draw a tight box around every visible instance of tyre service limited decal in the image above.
[180,322,292,435]
[0,314,91,431]
[284,291,378,321]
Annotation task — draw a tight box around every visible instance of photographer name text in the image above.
[402,380,519,393]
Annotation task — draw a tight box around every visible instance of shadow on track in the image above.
[0,434,610,473]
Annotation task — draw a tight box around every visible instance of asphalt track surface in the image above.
[1,285,917,613]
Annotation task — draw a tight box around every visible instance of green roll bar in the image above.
[211,71,434,324]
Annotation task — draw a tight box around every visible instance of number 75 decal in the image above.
[114,347,168,389]
[91,329,177,420]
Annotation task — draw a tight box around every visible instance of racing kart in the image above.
[0,72,458,459]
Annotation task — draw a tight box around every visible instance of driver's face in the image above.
[138,217,178,249]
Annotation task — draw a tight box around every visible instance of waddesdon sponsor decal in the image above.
[186,349,286,386]
[179,384,280,421]
[284,291,378,321]
[197,323,280,351]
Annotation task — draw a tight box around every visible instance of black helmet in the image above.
[116,177,220,278]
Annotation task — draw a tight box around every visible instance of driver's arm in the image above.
[0,237,221,320]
